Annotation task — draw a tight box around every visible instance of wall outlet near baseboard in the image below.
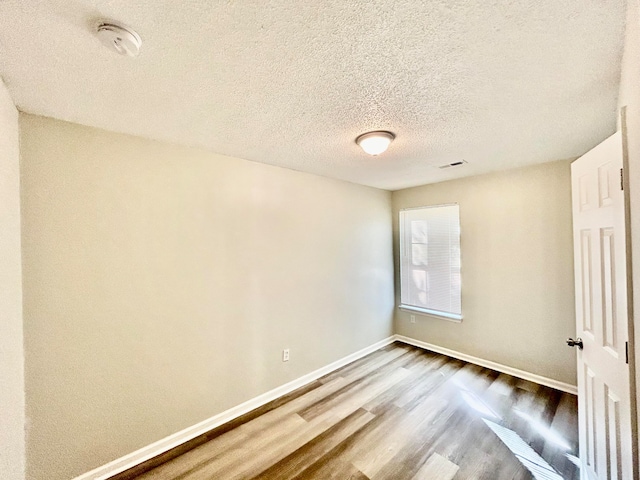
[282,349,290,362]
[410,315,416,323]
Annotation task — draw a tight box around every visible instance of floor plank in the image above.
[252,408,375,480]
[127,342,579,480]
[411,453,459,480]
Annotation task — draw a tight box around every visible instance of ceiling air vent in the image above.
[438,160,468,169]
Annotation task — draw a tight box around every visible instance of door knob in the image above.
[566,338,583,349]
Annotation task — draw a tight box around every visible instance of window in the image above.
[399,204,462,321]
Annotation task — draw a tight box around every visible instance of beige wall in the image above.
[618,0,640,465]
[392,160,577,385]
[0,81,25,480]
[19,114,394,480]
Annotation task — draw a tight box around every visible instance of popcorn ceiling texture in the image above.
[0,0,626,190]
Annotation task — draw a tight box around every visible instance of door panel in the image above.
[580,229,594,334]
[601,228,617,351]
[605,384,622,480]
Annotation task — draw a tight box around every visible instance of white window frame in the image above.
[399,204,462,322]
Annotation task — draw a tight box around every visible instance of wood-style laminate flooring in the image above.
[127,343,579,480]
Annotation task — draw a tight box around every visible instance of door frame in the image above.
[619,105,639,479]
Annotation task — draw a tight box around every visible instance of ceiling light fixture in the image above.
[96,22,142,57]
[356,131,395,156]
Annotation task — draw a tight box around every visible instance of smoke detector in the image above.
[96,23,142,57]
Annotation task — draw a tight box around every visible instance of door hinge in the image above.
[620,168,624,191]
[626,341,629,364]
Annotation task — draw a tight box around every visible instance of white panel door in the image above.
[571,131,634,480]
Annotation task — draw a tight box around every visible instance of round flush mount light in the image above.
[356,131,395,156]
[96,23,142,57]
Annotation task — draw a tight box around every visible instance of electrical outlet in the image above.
[282,349,290,362]
[410,315,416,324]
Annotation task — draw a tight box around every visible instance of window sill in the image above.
[399,304,463,323]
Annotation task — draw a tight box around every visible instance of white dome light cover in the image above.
[356,131,395,156]
[96,23,142,57]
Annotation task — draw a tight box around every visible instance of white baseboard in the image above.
[394,335,578,395]
[73,336,396,480]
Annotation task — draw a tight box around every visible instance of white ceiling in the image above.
[0,1,626,190]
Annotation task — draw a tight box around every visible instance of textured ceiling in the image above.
[0,1,626,190]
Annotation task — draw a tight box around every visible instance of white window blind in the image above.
[399,204,462,320]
